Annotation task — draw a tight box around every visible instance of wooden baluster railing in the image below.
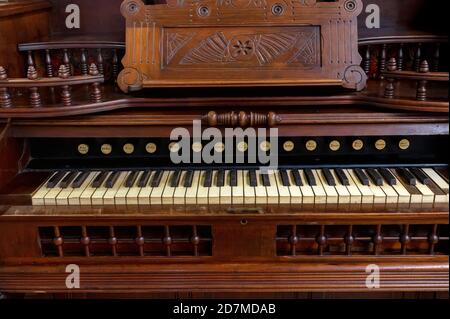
[45,49,53,77]
[378,44,387,79]
[397,43,404,71]
[97,49,104,75]
[80,49,89,76]
[27,66,41,107]
[414,43,422,72]
[384,58,397,98]
[416,60,429,101]
[363,45,371,75]
[62,49,72,76]
[59,65,72,106]
[0,67,12,108]
[27,50,35,68]
[89,64,102,103]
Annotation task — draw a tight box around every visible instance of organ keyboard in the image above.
[31,167,450,207]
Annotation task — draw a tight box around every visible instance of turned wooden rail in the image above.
[204,111,281,128]
[0,64,104,108]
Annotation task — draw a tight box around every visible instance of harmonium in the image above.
[0,0,448,298]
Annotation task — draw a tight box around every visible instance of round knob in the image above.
[373,234,383,244]
[289,235,299,245]
[163,236,173,245]
[428,234,439,245]
[329,140,341,152]
[283,141,295,152]
[214,142,225,153]
[399,139,411,150]
[108,237,118,245]
[400,234,411,244]
[352,139,364,151]
[237,141,248,153]
[305,140,317,152]
[316,235,327,245]
[192,142,203,153]
[191,235,200,245]
[260,141,271,152]
[375,139,386,151]
[146,143,157,154]
[101,144,112,155]
[345,234,355,245]
[123,143,135,155]
[78,144,89,155]
[169,142,180,153]
[135,236,145,246]
[80,236,91,245]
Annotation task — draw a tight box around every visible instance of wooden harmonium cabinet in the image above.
[118,0,368,92]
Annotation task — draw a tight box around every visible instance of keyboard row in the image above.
[32,168,449,206]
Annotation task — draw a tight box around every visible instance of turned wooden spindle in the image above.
[112,49,119,80]
[205,111,281,128]
[191,225,200,257]
[81,226,91,257]
[163,226,172,257]
[45,49,53,77]
[414,43,422,72]
[27,66,41,107]
[97,49,104,75]
[316,225,327,256]
[135,226,145,257]
[345,225,354,256]
[428,225,439,255]
[53,226,64,257]
[373,225,383,255]
[289,225,299,256]
[0,66,12,108]
[89,64,102,103]
[109,226,118,257]
[363,45,371,75]
[27,51,35,68]
[62,49,72,75]
[416,60,429,101]
[58,65,72,106]
[432,43,440,72]
[400,224,411,255]
[80,49,88,76]
[397,43,404,71]
[378,44,387,79]
[384,58,397,99]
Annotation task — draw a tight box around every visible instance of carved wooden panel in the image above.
[118,0,367,92]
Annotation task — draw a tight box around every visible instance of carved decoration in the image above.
[204,111,281,127]
[119,0,367,92]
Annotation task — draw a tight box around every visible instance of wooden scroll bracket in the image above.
[204,111,281,128]
[118,0,367,93]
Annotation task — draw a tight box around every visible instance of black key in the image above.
[410,168,431,185]
[91,171,109,188]
[71,171,90,188]
[397,168,417,186]
[304,169,316,186]
[170,170,182,187]
[229,170,238,187]
[322,169,336,186]
[184,170,194,188]
[59,171,79,189]
[366,169,383,186]
[249,170,257,187]
[335,169,349,186]
[105,171,121,188]
[125,171,139,188]
[138,171,152,187]
[261,173,271,187]
[216,170,225,187]
[291,170,303,186]
[150,171,163,187]
[46,171,66,188]
[379,168,397,186]
[203,170,213,187]
[354,169,370,186]
[280,170,291,187]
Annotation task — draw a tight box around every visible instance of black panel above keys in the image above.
[354,169,370,186]
[322,169,336,186]
[59,171,79,189]
[71,171,90,188]
[92,171,109,188]
[46,171,66,188]
[184,170,194,188]
[105,171,121,188]
[125,171,139,188]
[410,168,431,185]
[379,168,397,186]
[229,170,238,187]
[203,170,213,188]
[151,171,163,187]
[217,170,225,187]
[291,170,303,186]
[397,168,417,186]
[170,170,182,187]
[138,171,152,187]
[249,170,257,187]
[335,169,349,186]
[280,170,291,187]
[304,169,316,186]
[366,169,383,186]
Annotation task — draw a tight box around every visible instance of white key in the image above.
[330,170,350,204]
[276,171,291,204]
[185,171,200,204]
[423,169,449,192]
[173,171,188,205]
[377,178,399,204]
[387,169,411,204]
[255,170,268,204]
[298,170,315,204]
[162,171,178,205]
[127,171,145,205]
[308,170,326,204]
[114,171,133,205]
[138,172,155,205]
[287,170,302,204]
[339,170,362,204]
[232,171,245,205]
[347,169,373,204]
[392,169,422,204]
[415,180,435,204]
[266,170,279,204]
[316,170,338,204]
[91,172,112,206]
[56,173,79,206]
[243,171,256,205]
[44,172,69,206]
[68,172,98,206]
[208,171,221,205]
[365,170,387,204]
[80,172,103,205]
[103,172,127,205]
[197,171,210,204]
[220,170,232,204]
[151,171,170,204]
[32,172,58,206]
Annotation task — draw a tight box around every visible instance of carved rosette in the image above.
[120,0,145,18]
[343,65,368,91]
[118,68,145,93]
